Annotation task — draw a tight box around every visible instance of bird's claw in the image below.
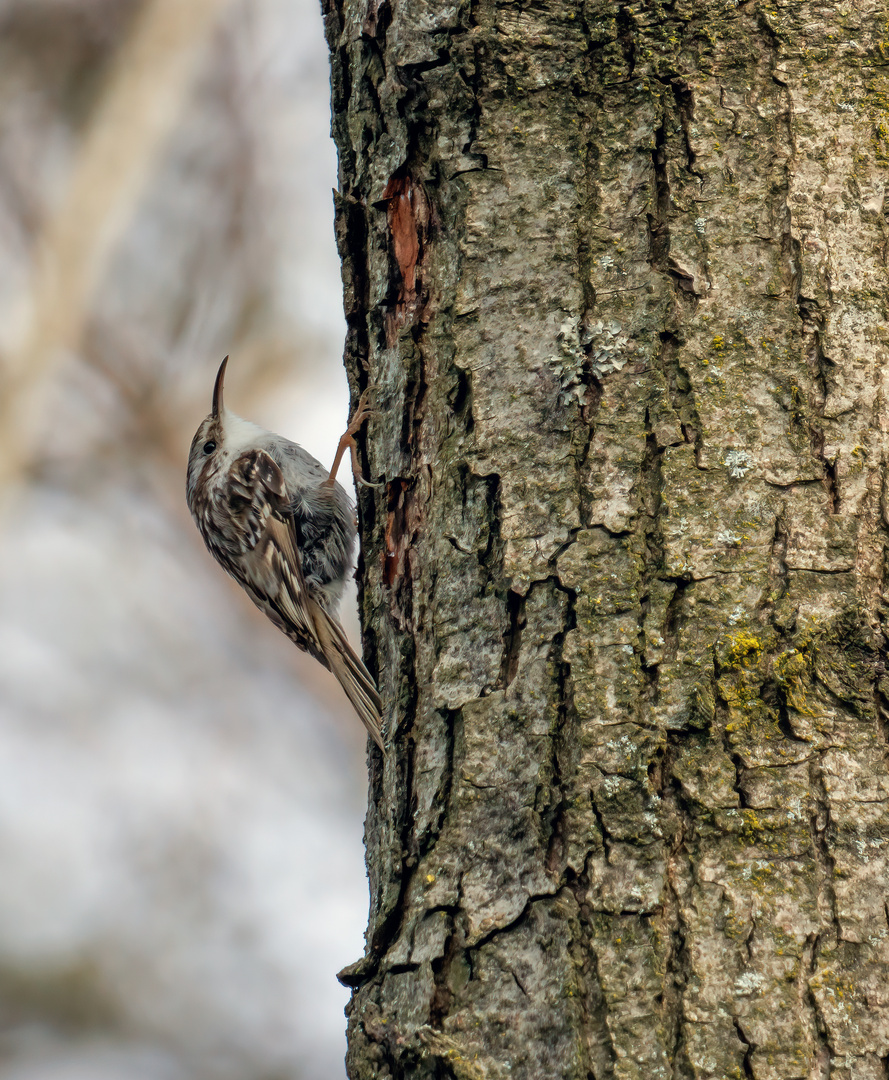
[325,384,381,488]
[344,385,379,437]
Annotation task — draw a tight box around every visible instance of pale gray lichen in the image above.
[548,315,632,405]
[723,448,753,478]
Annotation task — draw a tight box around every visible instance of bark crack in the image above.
[663,821,693,1079]
[656,331,703,449]
[499,586,525,690]
[801,306,841,515]
[429,912,461,1029]
[732,1017,756,1079]
[809,756,839,938]
[801,931,833,1078]
[568,865,618,1080]
[544,582,578,878]
[775,62,840,517]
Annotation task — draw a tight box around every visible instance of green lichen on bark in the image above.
[324,0,889,1076]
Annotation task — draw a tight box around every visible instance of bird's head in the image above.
[186,356,268,508]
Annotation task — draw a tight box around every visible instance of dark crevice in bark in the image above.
[640,648,660,706]
[743,918,756,964]
[755,6,794,98]
[762,512,791,631]
[499,586,525,690]
[668,76,704,184]
[398,49,451,79]
[428,914,460,1029]
[775,683,804,744]
[636,357,698,719]
[332,191,373,372]
[812,425,840,515]
[383,476,415,594]
[544,805,566,878]
[713,653,748,809]
[799,306,841,514]
[729,756,750,809]
[809,756,840,942]
[800,931,832,1077]
[615,5,636,80]
[403,368,429,456]
[588,786,613,858]
[416,708,459,858]
[781,67,840,518]
[658,737,695,1080]
[361,0,392,45]
[646,742,666,796]
[446,365,474,435]
[369,745,419,964]
[450,0,488,173]
[574,51,599,318]
[567,867,618,1080]
[575,392,601,531]
[386,962,420,975]
[467,892,559,955]
[509,968,529,998]
[370,476,425,967]
[545,584,578,877]
[478,470,504,574]
[732,1018,755,1079]
[571,307,605,529]
[661,576,691,665]
[648,121,671,272]
[446,535,471,556]
[638,423,665,708]
[657,330,702,453]
[648,106,703,303]
[356,480,380,683]
[333,202,382,697]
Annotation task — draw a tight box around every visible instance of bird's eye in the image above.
[203,441,216,455]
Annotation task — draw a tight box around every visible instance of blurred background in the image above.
[0,1,370,1077]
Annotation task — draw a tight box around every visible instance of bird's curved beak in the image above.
[212,355,229,419]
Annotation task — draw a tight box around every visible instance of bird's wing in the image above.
[232,449,384,750]
[225,449,323,663]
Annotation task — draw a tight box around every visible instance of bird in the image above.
[186,356,384,750]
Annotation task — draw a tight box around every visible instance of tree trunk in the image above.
[323,2,889,1077]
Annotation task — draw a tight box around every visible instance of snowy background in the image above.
[0,1,369,1077]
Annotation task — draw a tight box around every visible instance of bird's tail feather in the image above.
[312,603,384,750]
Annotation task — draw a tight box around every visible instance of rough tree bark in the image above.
[323,2,889,1077]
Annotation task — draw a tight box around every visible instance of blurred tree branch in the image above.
[0,0,231,491]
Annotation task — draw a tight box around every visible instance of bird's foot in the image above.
[325,385,381,488]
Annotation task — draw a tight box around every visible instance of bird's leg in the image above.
[325,386,383,488]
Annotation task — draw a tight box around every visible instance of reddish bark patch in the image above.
[382,173,431,333]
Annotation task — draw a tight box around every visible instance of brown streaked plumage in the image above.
[186,357,383,750]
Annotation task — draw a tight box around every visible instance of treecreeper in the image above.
[186,356,383,750]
